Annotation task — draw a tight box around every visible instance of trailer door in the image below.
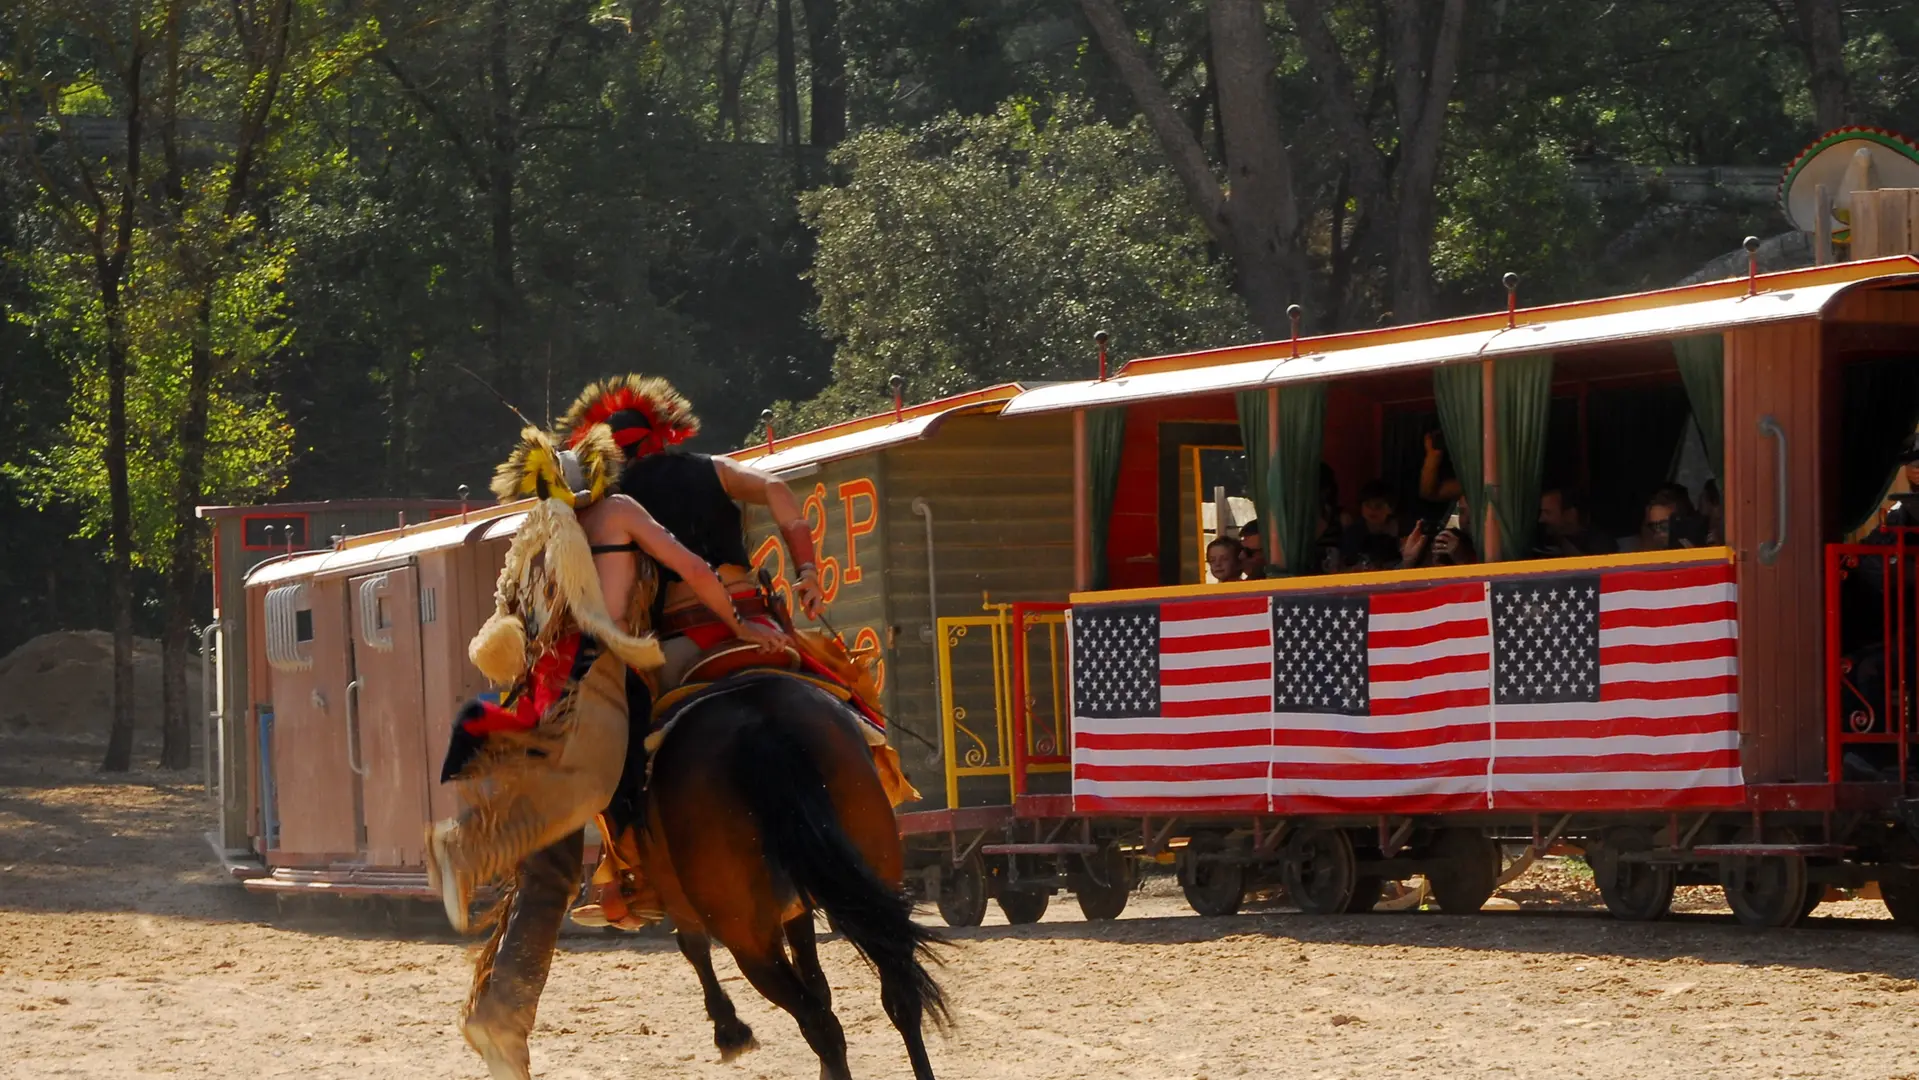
[348,566,432,866]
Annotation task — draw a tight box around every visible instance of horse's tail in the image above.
[729,710,950,1028]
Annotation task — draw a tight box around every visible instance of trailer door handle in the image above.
[344,678,369,776]
[1758,414,1786,566]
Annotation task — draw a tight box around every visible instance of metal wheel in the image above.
[936,853,987,928]
[1427,829,1502,914]
[1283,827,1359,915]
[1720,830,1808,930]
[1076,844,1134,921]
[1591,827,1674,922]
[1880,873,1919,928]
[1180,833,1245,917]
[996,888,1050,925]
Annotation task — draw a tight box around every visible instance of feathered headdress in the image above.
[468,423,661,685]
[488,424,622,507]
[555,375,700,461]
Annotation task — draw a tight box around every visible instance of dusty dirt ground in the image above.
[5,729,1919,1080]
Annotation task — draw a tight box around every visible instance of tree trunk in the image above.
[799,0,846,148]
[486,0,521,402]
[1206,0,1305,336]
[1793,0,1850,132]
[161,293,213,771]
[774,0,801,149]
[1386,0,1466,324]
[101,46,146,775]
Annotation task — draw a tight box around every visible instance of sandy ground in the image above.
[5,730,1919,1080]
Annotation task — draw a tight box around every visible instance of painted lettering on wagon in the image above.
[751,475,886,694]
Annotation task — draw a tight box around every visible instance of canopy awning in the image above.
[1001,264,1918,418]
[727,384,1026,475]
[245,500,532,588]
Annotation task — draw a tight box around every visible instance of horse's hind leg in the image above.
[733,935,852,1080]
[676,930,758,1061]
[877,956,937,1080]
[784,910,832,1010]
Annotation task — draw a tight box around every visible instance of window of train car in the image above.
[1187,445,1253,583]
[1156,421,1244,586]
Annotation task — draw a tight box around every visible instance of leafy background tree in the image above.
[5,0,1919,766]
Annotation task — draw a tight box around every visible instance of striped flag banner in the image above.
[1068,560,1743,815]
[1269,581,1494,814]
[1488,562,1743,810]
[1070,596,1273,814]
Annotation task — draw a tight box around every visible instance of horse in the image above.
[634,672,949,1079]
[459,669,948,1079]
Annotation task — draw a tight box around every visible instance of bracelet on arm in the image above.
[779,518,818,577]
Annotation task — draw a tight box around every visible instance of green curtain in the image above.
[1086,407,1128,590]
[1268,384,1327,575]
[1432,363,1486,545]
[1673,334,1725,482]
[1494,353,1555,559]
[1234,391,1271,537]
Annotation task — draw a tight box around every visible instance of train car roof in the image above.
[244,499,532,588]
[726,383,1028,476]
[1000,256,1919,417]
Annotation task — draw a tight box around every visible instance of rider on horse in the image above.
[550,375,916,930]
[424,417,787,936]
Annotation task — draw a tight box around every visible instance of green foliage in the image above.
[1431,136,1603,308]
[791,97,1252,430]
[4,215,293,571]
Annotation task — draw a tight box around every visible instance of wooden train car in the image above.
[215,256,1919,935]
[890,255,1919,930]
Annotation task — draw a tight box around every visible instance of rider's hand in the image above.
[1399,522,1428,568]
[735,619,791,650]
[794,569,825,621]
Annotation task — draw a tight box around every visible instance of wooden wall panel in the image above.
[1724,320,1828,784]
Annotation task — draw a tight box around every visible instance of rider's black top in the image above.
[617,450,751,582]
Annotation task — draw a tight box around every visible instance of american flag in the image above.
[1069,560,1743,814]
[1071,597,1273,813]
[1270,582,1494,813]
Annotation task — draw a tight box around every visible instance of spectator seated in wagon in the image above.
[1207,535,1246,583]
[1533,487,1615,559]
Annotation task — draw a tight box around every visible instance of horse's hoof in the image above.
[716,1025,759,1062]
[463,1017,531,1080]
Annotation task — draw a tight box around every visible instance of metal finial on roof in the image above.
[1094,329,1111,381]
[762,408,777,452]
[1744,236,1761,295]
[889,374,905,422]
[1503,272,1520,328]
[1287,304,1304,358]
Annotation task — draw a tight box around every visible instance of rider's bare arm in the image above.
[607,495,778,643]
[714,456,824,619]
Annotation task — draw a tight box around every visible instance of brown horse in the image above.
[637,673,948,1079]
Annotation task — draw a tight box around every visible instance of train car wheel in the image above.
[1720,844,1808,930]
[1283,827,1359,915]
[1076,844,1134,921]
[1427,829,1502,914]
[1591,827,1674,922]
[1880,873,1919,928]
[1180,833,1245,917]
[997,888,1051,925]
[936,853,988,928]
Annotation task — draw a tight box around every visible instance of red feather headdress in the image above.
[556,375,700,460]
